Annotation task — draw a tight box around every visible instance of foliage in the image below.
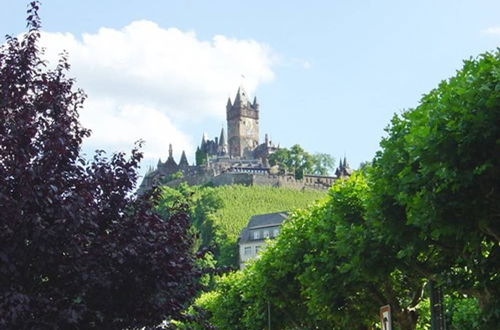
[190,173,425,329]
[446,294,482,330]
[187,50,500,329]
[0,3,200,328]
[268,144,335,178]
[195,146,207,165]
[311,152,336,176]
[369,49,500,326]
[160,170,183,184]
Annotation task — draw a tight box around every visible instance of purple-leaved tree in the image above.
[0,2,200,329]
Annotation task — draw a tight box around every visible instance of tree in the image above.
[268,144,335,179]
[0,3,200,328]
[311,152,335,176]
[369,49,500,327]
[195,146,207,166]
[187,50,500,329]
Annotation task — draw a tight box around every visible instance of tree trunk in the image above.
[394,309,418,330]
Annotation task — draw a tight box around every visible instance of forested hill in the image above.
[158,184,326,267]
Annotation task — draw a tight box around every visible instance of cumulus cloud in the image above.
[481,26,500,35]
[37,20,275,166]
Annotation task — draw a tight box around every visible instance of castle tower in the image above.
[226,86,259,158]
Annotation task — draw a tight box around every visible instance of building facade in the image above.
[237,212,288,269]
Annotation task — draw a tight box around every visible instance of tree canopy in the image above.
[268,144,335,179]
[368,49,500,326]
[183,49,500,329]
[0,3,200,328]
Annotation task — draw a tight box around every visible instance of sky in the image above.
[1,0,499,176]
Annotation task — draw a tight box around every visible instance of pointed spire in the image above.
[168,144,173,159]
[201,132,208,147]
[157,158,162,167]
[344,156,349,169]
[226,97,232,110]
[164,144,178,170]
[179,150,189,167]
[252,95,259,111]
[219,127,226,146]
[234,85,249,107]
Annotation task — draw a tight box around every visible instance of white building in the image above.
[237,212,288,269]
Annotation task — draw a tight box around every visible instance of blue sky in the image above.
[2,0,499,174]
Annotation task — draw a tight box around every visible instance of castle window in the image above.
[273,228,280,237]
[263,230,270,238]
[244,246,252,256]
[253,231,260,240]
[255,245,262,254]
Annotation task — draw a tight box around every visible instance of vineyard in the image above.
[159,184,326,267]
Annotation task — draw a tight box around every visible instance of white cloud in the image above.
[80,99,192,162]
[481,26,500,35]
[37,21,276,167]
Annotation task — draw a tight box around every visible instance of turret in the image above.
[253,96,259,110]
[201,133,208,147]
[160,144,178,175]
[168,144,173,159]
[218,127,228,156]
[335,156,353,178]
[219,127,226,146]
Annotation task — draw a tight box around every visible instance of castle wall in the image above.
[213,173,336,190]
[211,172,254,186]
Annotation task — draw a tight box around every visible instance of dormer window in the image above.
[263,230,270,238]
[253,231,260,240]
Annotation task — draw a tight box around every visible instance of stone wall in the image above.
[162,170,336,191]
[211,172,254,186]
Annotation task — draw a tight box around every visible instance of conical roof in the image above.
[234,86,250,107]
[219,127,227,146]
[179,150,189,167]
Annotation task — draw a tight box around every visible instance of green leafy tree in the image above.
[195,146,207,165]
[369,49,500,327]
[269,144,335,179]
[311,152,335,176]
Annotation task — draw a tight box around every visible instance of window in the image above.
[255,245,261,254]
[253,231,260,240]
[263,230,270,238]
[273,228,280,237]
[244,246,252,256]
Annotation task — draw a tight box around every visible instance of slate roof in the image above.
[238,212,288,244]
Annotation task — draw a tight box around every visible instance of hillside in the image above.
[160,185,326,267]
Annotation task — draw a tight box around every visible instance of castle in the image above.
[138,87,352,193]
